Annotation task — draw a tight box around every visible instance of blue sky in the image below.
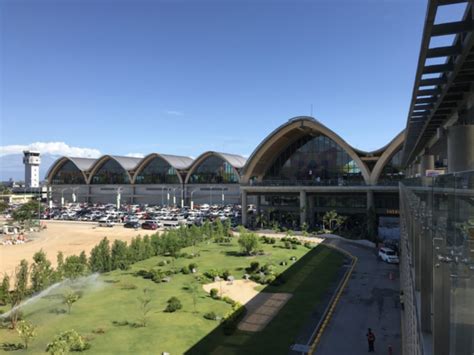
[0,0,467,158]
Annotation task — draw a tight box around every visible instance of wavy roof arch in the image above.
[185,151,247,184]
[46,156,96,183]
[242,116,372,184]
[87,155,142,184]
[132,153,194,184]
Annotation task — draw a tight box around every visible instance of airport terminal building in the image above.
[45,116,406,229]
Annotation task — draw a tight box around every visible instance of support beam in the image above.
[447,125,474,173]
[299,190,307,227]
[431,20,474,37]
[241,191,248,227]
[426,44,462,58]
[422,63,454,74]
[420,154,435,176]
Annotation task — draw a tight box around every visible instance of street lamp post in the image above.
[71,187,79,203]
[160,186,165,207]
[116,186,123,210]
[221,187,225,205]
[190,189,198,211]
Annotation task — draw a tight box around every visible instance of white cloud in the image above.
[164,110,183,116]
[0,142,102,158]
[125,152,145,158]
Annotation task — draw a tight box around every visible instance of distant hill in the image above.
[0,154,60,181]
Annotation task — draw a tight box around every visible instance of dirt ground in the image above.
[0,221,146,278]
[203,279,260,305]
[202,279,292,332]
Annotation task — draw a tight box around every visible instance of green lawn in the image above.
[0,238,343,354]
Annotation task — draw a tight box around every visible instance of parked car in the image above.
[378,247,399,264]
[124,221,141,229]
[141,221,158,230]
[98,220,115,228]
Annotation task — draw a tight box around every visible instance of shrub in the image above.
[181,267,190,275]
[203,312,217,320]
[112,320,129,327]
[209,288,219,299]
[291,244,297,249]
[164,297,182,313]
[46,329,90,354]
[188,263,198,272]
[204,269,220,279]
[91,328,106,334]
[261,263,274,275]
[304,242,312,249]
[157,261,166,266]
[246,262,260,273]
[280,260,288,266]
[222,270,230,280]
[284,241,292,249]
[222,296,236,306]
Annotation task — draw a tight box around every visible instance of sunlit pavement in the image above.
[315,240,401,355]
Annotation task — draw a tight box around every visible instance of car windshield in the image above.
[386,251,396,256]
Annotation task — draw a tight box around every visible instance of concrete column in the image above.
[308,195,315,227]
[299,190,307,227]
[420,154,435,176]
[256,195,261,216]
[366,190,374,210]
[241,190,248,227]
[447,125,474,173]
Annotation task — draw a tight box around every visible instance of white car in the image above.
[378,247,399,264]
[98,220,115,228]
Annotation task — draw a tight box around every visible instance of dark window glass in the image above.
[263,134,363,184]
[135,157,180,184]
[51,161,86,184]
[91,159,130,184]
[189,156,239,184]
[379,149,404,182]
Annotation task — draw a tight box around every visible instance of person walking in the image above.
[366,328,376,352]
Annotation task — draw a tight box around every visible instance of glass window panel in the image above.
[189,156,240,184]
[135,157,180,184]
[91,159,130,184]
[51,161,86,184]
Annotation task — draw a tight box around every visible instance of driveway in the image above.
[315,239,401,355]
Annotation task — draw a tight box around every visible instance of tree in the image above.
[55,251,65,281]
[63,291,79,314]
[12,200,43,226]
[0,274,10,305]
[63,255,87,279]
[137,288,152,327]
[111,240,130,270]
[0,200,9,214]
[16,320,36,349]
[322,210,347,232]
[89,237,111,272]
[31,249,54,293]
[237,227,260,255]
[46,329,90,354]
[10,260,29,329]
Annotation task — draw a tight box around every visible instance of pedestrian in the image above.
[366,328,376,352]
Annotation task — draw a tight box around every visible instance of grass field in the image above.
[0,237,343,354]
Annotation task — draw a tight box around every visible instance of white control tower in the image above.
[23,150,41,188]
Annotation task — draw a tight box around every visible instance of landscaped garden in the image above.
[0,221,344,354]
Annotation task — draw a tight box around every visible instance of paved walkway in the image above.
[316,239,401,355]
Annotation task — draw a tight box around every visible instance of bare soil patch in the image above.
[203,279,260,305]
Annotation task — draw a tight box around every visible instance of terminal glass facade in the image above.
[189,156,240,184]
[134,157,180,184]
[379,149,404,184]
[263,134,363,184]
[90,159,130,184]
[51,161,86,185]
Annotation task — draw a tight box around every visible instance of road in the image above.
[316,239,401,355]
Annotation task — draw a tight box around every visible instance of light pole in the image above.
[167,188,171,206]
[160,186,165,207]
[71,187,79,203]
[209,186,213,205]
[172,188,177,206]
[190,189,198,211]
[60,188,68,207]
[116,186,123,210]
[221,187,225,206]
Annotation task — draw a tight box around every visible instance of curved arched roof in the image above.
[132,153,193,184]
[184,151,247,184]
[46,157,96,183]
[242,116,372,184]
[369,131,405,184]
[88,155,142,184]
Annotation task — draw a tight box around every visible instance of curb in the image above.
[307,242,358,354]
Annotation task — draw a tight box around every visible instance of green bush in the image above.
[221,296,236,306]
[164,297,182,313]
[157,261,166,266]
[203,312,217,320]
[46,329,90,354]
[181,267,190,275]
[284,241,292,249]
[222,270,230,280]
[188,263,198,272]
[246,262,260,273]
[209,288,219,299]
[304,242,312,249]
[204,269,220,279]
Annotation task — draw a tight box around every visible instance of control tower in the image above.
[23,151,41,188]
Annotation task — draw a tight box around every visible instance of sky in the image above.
[0,0,468,160]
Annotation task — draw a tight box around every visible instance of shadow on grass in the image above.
[185,244,346,355]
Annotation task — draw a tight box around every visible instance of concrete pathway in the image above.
[316,239,401,355]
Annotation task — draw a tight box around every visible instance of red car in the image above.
[141,221,158,230]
